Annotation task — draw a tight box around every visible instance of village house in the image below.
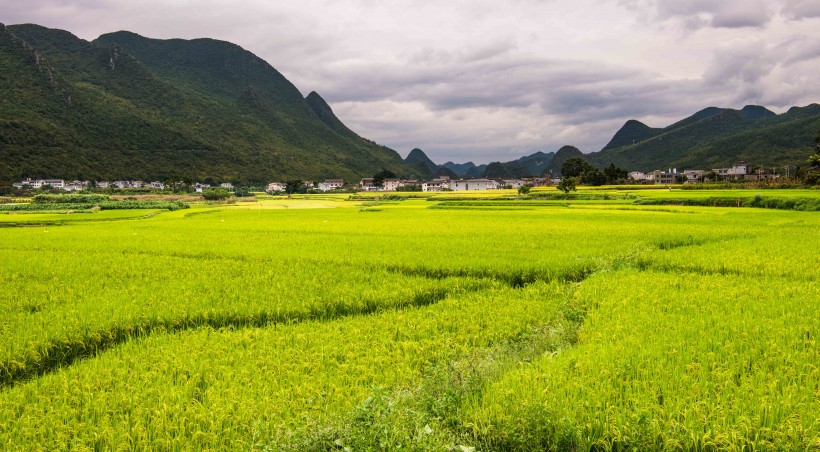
[628,171,648,182]
[382,178,402,191]
[36,179,65,189]
[522,177,548,187]
[422,176,451,192]
[649,169,678,185]
[448,178,499,191]
[63,180,89,191]
[682,170,706,183]
[266,182,286,193]
[359,178,377,191]
[316,179,343,191]
[500,179,527,189]
[113,180,144,189]
[712,162,750,180]
[324,179,344,190]
[220,182,233,189]
[13,178,68,189]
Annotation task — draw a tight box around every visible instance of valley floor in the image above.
[1,188,818,449]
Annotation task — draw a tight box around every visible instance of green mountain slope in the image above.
[0,24,419,182]
[588,105,818,171]
[511,151,555,176]
[545,146,583,176]
[601,120,661,150]
[305,91,357,138]
[441,161,476,176]
[404,148,438,173]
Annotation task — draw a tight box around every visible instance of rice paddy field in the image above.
[1,187,818,450]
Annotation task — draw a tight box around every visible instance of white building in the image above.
[359,178,376,191]
[324,179,344,189]
[63,180,89,191]
[113,180,144,189]
[422,178,450,192]
[266,182,286,193]
[220,182,233,189]
[448,178,499,191]
[317,179,344,191]
[682,170,706,183]
[500,179,527,189]
[382,179,402,191]
[713,162,751,180]
[628,171,648,182]
[13,178,66,189]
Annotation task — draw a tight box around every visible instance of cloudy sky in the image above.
[3,0,820,163]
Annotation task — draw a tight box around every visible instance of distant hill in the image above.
[588,104,819,171]
[0,23,422,183]
[441,161,476,177]
[544,146,583,176]
[440,150,555,179]
[404,148,438,173]
[601,120,661,151]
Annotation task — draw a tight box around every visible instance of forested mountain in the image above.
[436,151,556,178]
[0,23,421,182]
[588,104,820,171]
[544,146,584,176]
[441,161,476,176]
[404,148,437,172]
[601,120,661,151]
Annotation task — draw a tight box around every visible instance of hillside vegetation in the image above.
[589,104,820,171]
[0,23,420,183]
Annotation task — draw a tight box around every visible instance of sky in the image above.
[2,0,820,164]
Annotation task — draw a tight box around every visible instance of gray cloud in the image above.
[625,0,776,29]
[1,0,819,164]
[780,0,820,20]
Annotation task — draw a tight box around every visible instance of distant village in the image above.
[12,162,777,194]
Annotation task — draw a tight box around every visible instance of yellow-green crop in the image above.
[0,192,818,449]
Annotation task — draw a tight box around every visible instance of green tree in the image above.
[806,135,820,185]
[603,163,628,183]
[517,184,532,195]
[580,169,607,186]
[557,177,576,193]
[372,169,397,188]
[561,157,594,178]
[202,188,231,200]
[484,162,512,178]
[285,180,306,195]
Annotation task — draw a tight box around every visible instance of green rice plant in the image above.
[0,193,817,450]
[461,269,820,450]
[0,281,573,449]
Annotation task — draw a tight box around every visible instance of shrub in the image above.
[202,188,232,200]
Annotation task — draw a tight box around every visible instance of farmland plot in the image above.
[0,195,818,449]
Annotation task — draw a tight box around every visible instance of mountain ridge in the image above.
[0,23,421,183]
[587,104,820,171]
